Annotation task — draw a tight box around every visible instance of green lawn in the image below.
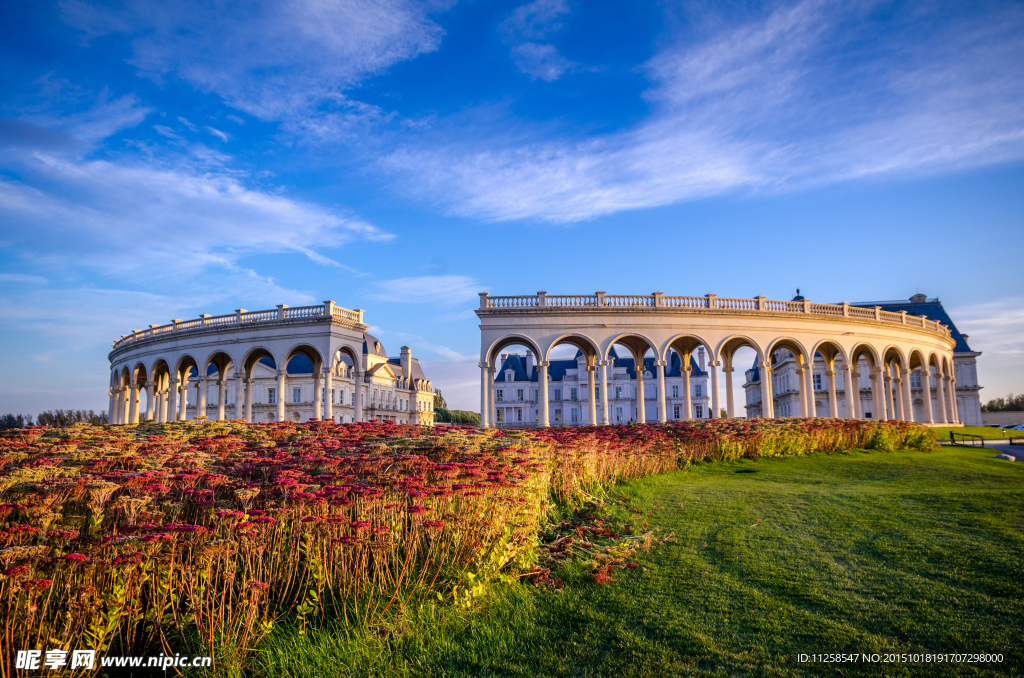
[933,425,1022,440]
[254,448,1024,677]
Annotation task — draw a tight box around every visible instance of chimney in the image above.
[400,346,412,380]
[697,346,706,371]
[525,352,534,375]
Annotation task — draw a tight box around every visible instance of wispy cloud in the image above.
[385,0,1024,222]
[370,275,482,306]
[204,125,229,142]
[61,0,445,130]
[947,296,1024,401]
[0,273,48,284]
[502,0,575,81]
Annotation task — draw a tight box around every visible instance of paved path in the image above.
[941,440,1024,460]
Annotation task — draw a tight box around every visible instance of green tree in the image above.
[982,393,1024,412]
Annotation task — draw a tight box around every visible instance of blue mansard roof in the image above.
[493,347,707,383]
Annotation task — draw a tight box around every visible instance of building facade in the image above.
[107,302,436,426]
[477,291,963,427]
[492,347,710,426]
[742,294,983,424]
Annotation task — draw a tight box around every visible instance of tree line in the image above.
[982,393,1024,412]
[432,389,480,425]
[0,409,108,430]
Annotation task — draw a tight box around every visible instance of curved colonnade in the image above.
[107,302,434,425]
[477,292,961,427]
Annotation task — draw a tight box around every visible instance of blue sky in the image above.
[1,0,1022,414]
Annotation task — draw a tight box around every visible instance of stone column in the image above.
[635,362,646,424]
[146,381,155,422]
[197,377,208,420]
[841,364,854,418]
[486,368,494,427]
[804,363,816,417]
[920,367,934,424]
[793,367,805,417]
[217,379,226,421]
[479,363,490,427]
[313,371,323,420]
[277,370,287,422]
[884,372,892,419]
[599,360,610,424]
[540,364,548,428]
[128,381,140,424]
[892,376,904,420]
[178,379,189,421]
[761,360,774,419]
[108,383,117,424]
[656,360,668,423]
[934,368,948,425]
[709,360,720,420]
[245,378,253,422]
[235,371,244,420]
[587,364,598,425]
[724,367,736,418]
[354,371,363,423]
[683,366,693,420]
[165,379,176,423]
[324,369,333,422]
[870,368,884,420]
[902,373,914,422]
[826,369,838,417]
[947,376,959,424]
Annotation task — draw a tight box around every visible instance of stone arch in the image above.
[765,337,811,366]
[203,350,236,379]
[809,339,847,369]
[849,342,880,369]
[543,332,600,362]
[664,333,714,365]
[131,361,149,386]
[907,348,928,371]
[484,334,543,366]
[283,343,324,369]
[241,346,277,380]
[174,354,200,379]
[604,332,658,364]
[716,335,765,367]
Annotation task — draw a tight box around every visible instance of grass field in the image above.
[255,446,1024,677]
[932,425,1022,440]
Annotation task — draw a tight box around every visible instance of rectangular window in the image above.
[516,408,522,422]
[496,390,503,402]
[293,388,301,403]
[695,404,703,418]
[695,384,702,397]
[517,388,524,401]
[672,385,679,398]
[555,408,561,422]
[554,388,561,401]
[673,404,680,419]
[571,408,578,423]
[352,391,357,405]
[910,371,922,388]
[595,386,600,400]
[534,389,538,401]
[615,386,622,400]
[496,409,503,422]
[813,374,822,390]
[268,388,276,404]
[616,406,623,422]
[570,388,578,400]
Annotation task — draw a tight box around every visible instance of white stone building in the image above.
[743,294,983,424]
[492,347,711,426]
[188,334,435,424]
[107,302,436,426]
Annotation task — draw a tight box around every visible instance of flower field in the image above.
[0,418,936,675]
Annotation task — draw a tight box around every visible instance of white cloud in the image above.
[61,0,445,125]
[948,298,1024,402]
[0,151,392,279]
[204,126,229,142]
[503,0,574,81]
[386,0,1024,223]
[0,273,48,284]
[177,116,198,131]
[370,275,482,306]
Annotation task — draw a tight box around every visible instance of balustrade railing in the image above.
[479,292,952,338]
[112,301,363,350]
